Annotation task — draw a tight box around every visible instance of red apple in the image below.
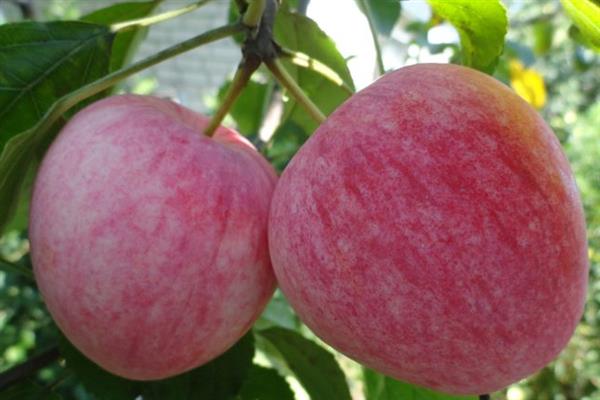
[30,94,277,380]
[268,64,588,394]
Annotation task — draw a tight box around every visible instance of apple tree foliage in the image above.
[0,0,598,399]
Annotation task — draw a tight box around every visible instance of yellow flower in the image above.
[509,59,547,109]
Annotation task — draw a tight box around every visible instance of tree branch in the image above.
[0,347,61,390]
[265,58,326,124]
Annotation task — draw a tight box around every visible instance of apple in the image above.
[29,94,277,380]
[268,64,588,394]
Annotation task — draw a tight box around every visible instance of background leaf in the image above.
[258,327,352,400]
[0,21,113,147]
[363,368,478,400]
[0,21,114,234]
[237,365,295,400]
[356,0,402,36]
[427,0,508,73]
[81,0,161,71]
[0,380,62,400]
[268,10,354,169]
[273,10,354,136]
[560,0,600,51]
[217,77,271,138]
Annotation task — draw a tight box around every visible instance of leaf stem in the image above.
[357,0,385,75]
[0,258,34,281]
[204,61,259,137]
[111,0,214,31]
[265,58,326,125]
[243,0,267,28]
[279,48,354,95]
[31,22,245,143]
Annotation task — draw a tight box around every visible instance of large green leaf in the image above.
[0,21,113,147]
[0,21,114,234]
[258,327,352,400]
[427,0,507,73]
[141,332,255,400]
[59,331,255,400]
[561,0,600,50]
[356,0,402,36]
[237,365,295,400]
[363,368,478,400]
[82,0,161,71]
[273,10,354,136]
[58,334,139,400]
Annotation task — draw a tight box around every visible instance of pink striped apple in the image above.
[30,94,277,380]
[269,64,588,394]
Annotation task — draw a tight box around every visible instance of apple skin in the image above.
[268,64,588,395]
[29,94,277,380]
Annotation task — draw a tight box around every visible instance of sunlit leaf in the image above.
[427,0,507,73]
[356,0,402,36]
[258,327,351,400]
[561,0,600,51]
[82,0,161,71]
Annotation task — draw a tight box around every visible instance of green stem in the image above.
[0,258,34,281]
[111,0,214,31]
[279,48,354,95]
[266,58,326,124]
[357,0,385,75]
[30,23,245,143]
[204,62,258,137]
[242,0,267,28]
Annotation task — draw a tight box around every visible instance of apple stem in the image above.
[110,0,214,32]
[266,58,327,124]
[279,48,355,95]
[204,60,260,137]
[479,395,491,400]
[356,0,385,76]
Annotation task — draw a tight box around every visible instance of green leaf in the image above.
[141,332,255,400]
[258,327,351,400]
[238,365,295,400]
[363,368,478,400]
[561,0,600,51]
[82,1,161,71]
[59,331,255,400]
[356,0,402,36]
[273,10,354,136]
[427,0,507,73]
[0,380,62,400]
[218,77,271,137]
[0,21,114,234]
[0,21,113,148]
[265,119,306,172]
[58,334,139,400]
